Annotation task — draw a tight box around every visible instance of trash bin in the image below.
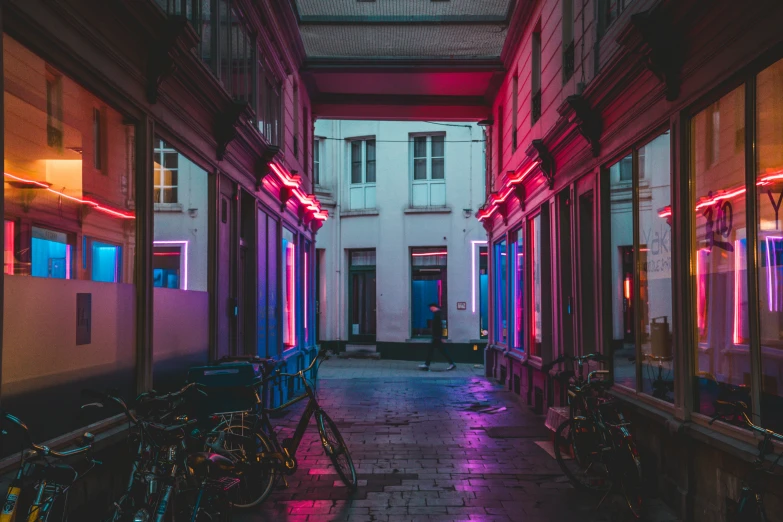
[650,316,671,358]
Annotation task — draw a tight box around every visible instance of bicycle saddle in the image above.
[187,452,236,478]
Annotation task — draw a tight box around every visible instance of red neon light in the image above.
[285,243,297,346]
[477,160,542,221]
[696,248,707,335]
[624,276,632,301]
[4,172,135,220]
[153,252,181,256]
[412,251,448,257]
[733,239,743,344]
[269,163,329,221]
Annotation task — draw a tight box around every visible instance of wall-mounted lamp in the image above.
[463,208,472,218]
[477,119,494,127]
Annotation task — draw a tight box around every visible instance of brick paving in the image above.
[237,359,679,522]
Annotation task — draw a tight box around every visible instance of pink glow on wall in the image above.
[412,251,448,257]
[4,220,14,275]
[154,240,189,290]
[734,239,742,345]
[4,172,135,220]
[471,240,487,313]
[65,244,71,280]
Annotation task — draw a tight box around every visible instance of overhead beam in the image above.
[314,93,487,107]
[303,57,505,73]
[312,102,490,122]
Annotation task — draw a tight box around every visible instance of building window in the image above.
[349,139,376,210]
[154,140,179,204]
[494,239,508,344]
[314,137,322,185]
[530,214,544,357]
[411,134,446,207]
[349,250,377,342]
[756,58,783,430]
[597,0,634,38]
[562,0,575,83]
[532,26,542,125]
[411,248,448,338]
[258,72,282,147]
[496,108,504,176]
[511,229,525,351]
[479,245,489,339]
[282,228,297,348]
[606,131,673,402]
[153,244,184,289]
[89,239,121,283]
[31,226,72,279]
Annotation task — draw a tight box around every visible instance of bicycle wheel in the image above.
[617,441,644,518]
[206,420,276,509]
[553,419,611,493]
[315,410,357,489]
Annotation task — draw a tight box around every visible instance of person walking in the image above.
[419,303,456,371]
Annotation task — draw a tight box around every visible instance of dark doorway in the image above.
[349,250,376,342]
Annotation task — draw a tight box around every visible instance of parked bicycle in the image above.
[710,400,783,522]
[193,348,357,496]
[82,383,240,522]
[545,353,644,518]
[0,411,99,522]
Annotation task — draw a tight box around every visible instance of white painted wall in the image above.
[314,121,486,346]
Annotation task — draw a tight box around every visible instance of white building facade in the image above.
[314,120,488,362]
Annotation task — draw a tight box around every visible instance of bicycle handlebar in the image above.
[1,411,94,458]
[543,353,607,372]
[709,400,783,442]
[269,348,328,381]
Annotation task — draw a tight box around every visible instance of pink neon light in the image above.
[65,244,71,280]
[471,240,487,313]
[477,160,542,221]
[285,243,297,346]
[696,248,707,334]
[734,239,742,344]
[4,220,14,275]
[304,251,308,331]
[412,251,448,257]
[4,172,135,220]
[268,163,329,221]
[529,221,536,341]
[153,252,180,256]
[154,240,188,290]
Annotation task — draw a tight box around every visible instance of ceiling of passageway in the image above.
[292,0,516,121]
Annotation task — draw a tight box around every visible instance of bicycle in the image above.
[709,400,783,522]
[545,353,644,518]
[0,411,99,522]
[82,383,239,522]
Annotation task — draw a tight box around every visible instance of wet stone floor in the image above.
[237,359,679,522]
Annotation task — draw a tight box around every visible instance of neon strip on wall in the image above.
[286,243,297,346]
[696,248,708,334]
[153,240,189,290]
[734,239,743,344]
[304,251,308,330]
[4,172,135,220]
[471,240,487,313]
[766,236,783,312]
[411,251,448,257]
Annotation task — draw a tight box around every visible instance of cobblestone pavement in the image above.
[237,359,679,522]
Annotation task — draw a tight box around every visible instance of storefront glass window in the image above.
[282,228,297,348]
[152,138,210,390]
[479,246,489,339]
[608,153,636,390]
[531,214,543,357]
[691,85,749,418]
[512,230,525,351]
[494,239,507,344]
[411,248,448,338]
[2,35,136,449]
[756,58,783,431]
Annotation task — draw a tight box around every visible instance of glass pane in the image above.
[163,152,178,169]
[2,35,136,449]
[608,154,636,390]
[411,250,448,338]
[757,58,783,431]
[411,248,447,266]
[495,240,508,344]
[282,228,297,348]
[531,215,543,357]
[366,139,376,161]
[638,132,674,403]
[431,135,444,157]
[366,160,376,184]
[351,250,376,266]
[414,136,426,158]
[414,159,427,180]
[479,246,489,339]
[513,233,525,351]
[432,158,444,180]
[351,141,362,184]
[692,85,749,420]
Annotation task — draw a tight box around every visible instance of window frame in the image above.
[410,247,448,339]
[153,139,180,206]
[510,226,526,354]
[348,138,376,210]
[409,133,446,208]
[313,136,322,186]
[493,237,509,346]
[528,209,545,361]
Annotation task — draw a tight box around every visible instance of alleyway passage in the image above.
[239,359,678,522]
